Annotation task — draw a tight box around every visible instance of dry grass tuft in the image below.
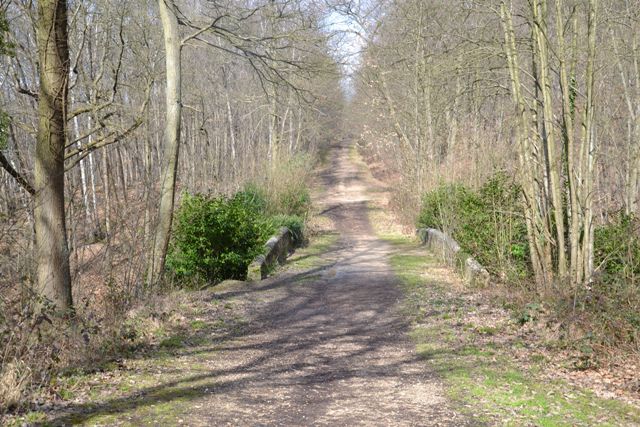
[0,360,32,412]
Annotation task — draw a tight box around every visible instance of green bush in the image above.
[168,156,313,287]
[167,182,309,287]
[417,182,473,232]
[418,177,640,349]
[166,193,273,286]
[266,214,305,245]
[417,173,529,281]
[594,213,640,283]
[589,214,640,345]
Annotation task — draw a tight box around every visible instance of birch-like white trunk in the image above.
[148,0,182,286]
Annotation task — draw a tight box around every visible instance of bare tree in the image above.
[33,0,72,312]
[148,0,182,286]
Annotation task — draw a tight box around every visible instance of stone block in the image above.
[417,227,490,287]
[247,227,300,281]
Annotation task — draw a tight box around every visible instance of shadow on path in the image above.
[47,140,468,426]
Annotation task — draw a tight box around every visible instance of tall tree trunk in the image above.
[102,150,112,235]
[71,96,90,220]
[500,1,553,291]
[554,0,581,285]
[579,0,598,285]
[148,0,182,286]
[34,0,72,311]
[532,0,568,280]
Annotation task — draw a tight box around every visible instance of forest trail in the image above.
[45,140,469,426]
[192,139,466,425]
[37,140,640,427]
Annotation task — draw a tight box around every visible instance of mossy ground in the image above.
[383,232,640,426]
[3,287,250,426]
[285,230,341,270]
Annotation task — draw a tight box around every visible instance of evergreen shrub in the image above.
[166,192,273,286]
[417,173,529,281]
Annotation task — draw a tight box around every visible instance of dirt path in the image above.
[189,140,465,426]
[44,140,468,426]
[18,142,639,427]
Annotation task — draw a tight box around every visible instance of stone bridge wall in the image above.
[247,227,297,281]
[417,228,490,287]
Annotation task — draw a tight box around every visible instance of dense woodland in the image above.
[350,0,640,351]
[1,0,639,416]
[0,0,343,410]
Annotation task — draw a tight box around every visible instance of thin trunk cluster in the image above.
[148,0,182,287]
[501,0,598,294]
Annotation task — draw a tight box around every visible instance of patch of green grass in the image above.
[83,397,192,427]
[159,335,185,349]
[390,254,425,272]
[287,231,340,269]
[459,346,495,357]
[70,358,219,425]
[117,382,134,393]
[190,320,208,330]
[442,361,640,426]
[49,372,85,402]
[409,326,439,341]
[5,411,49,426]
[475,325,499,336]
[379,233,416,248]
[58,387,76,400]
[385,237,640,426]
[389,253,431,295]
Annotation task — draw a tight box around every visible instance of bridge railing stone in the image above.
[417,227,490,287]
[247,227,297,281]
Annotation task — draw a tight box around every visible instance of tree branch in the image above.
[0,150,35,195]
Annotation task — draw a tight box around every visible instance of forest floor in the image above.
[10,140,640,426]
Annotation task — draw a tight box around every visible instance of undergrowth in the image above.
[417,172,640,353]
[0,294,171,416]
[167,155,313,287]
[417,172,529,282]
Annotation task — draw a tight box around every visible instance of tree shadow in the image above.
[43,140,464,425]
[45,234,439,426]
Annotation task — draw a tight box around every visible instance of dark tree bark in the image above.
[35,0,72,312]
